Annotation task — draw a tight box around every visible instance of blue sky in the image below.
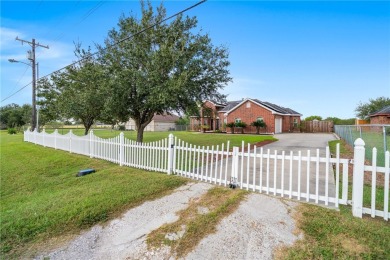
[1,0,389,119]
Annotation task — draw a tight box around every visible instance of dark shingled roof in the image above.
[252,99,301,115]
[370,105,390,116]
[207,98,301,115]
[219,101,241,112]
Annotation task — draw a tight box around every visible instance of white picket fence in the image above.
[24,130,389,221]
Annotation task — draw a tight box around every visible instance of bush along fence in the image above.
[24,129,389,221]
[335,124,389,167]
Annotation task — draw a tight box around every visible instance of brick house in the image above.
[190,98,302,134]
[369,106,390,124]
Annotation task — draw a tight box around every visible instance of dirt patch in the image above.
[332,234,369,255]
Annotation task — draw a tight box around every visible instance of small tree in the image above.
[226,122,235,134]
[38,44,108,135]
[251,120,266,134]
[235,122,247,134]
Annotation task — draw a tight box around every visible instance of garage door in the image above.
[275,118,282,134]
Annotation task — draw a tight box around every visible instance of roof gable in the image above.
[220,98,301,116]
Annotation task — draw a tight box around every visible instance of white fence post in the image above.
[167,133,174,175]
[232,147,239,181]
[89,130,94,158]
[120,132,124,166]
[352,138,365,218]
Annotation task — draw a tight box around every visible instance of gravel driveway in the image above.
[34,182,299,260]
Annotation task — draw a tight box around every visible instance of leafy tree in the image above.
[304,115,322,121]
[38,44,108,135]
[251,120,266,134]
[324,117,355,125]
[99,1,231,142]
[175,116,189,126]
[0,103,32,130]
[37,77,62,127]
[355,96,390,120]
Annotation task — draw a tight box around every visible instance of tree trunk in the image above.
[136,125,145,143]
[256,127,260,135]
[84,124,91,135]
[83,121,93,135]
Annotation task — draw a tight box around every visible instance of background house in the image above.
[125,114,179,131]
[369,106,390,124]
[190,98,302,134]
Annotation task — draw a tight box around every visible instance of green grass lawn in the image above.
[0,131,187,258]
[43,129,276,148]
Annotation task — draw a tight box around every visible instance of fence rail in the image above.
[24,129,389,221]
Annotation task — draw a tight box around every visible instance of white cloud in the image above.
[0,27,25,50]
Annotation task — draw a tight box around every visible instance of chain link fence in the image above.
[334,125,389,166]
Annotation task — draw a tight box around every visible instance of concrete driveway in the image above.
[261,133,337,156]
[202,133,338,207]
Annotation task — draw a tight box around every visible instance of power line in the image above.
[4,66,29,98]
[2,0,207,103]
[1,82,32,103]
[39,0,206,80]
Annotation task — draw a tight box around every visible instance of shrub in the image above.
[235,122,247,128]
[251,120,266,134]
[118,125,126,131]
[226,122,235,134]
[7,128,17,135]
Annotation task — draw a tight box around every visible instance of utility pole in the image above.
[15,36,49,131]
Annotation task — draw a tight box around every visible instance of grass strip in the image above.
[147,186,248,258]
[43,129,276,148]
[277,204,390,259]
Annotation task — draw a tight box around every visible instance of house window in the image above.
[246,102,251,108]
[235,118,241,123]
[257,117,264,122]
[224,118,227,124]
[293,118,298,128]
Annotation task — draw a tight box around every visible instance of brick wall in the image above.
[222,100,276,133]
[370,115,390,124]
